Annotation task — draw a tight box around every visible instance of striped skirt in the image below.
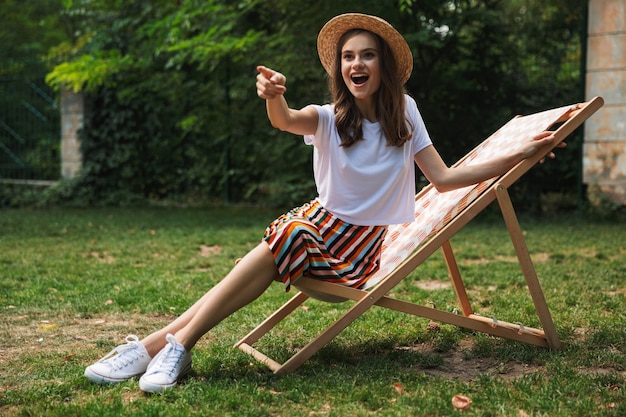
[263,200,388,292]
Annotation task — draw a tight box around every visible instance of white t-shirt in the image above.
[304,95,432,226]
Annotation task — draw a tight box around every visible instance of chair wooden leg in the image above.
[495,184,561,348]
[441,240,474,316]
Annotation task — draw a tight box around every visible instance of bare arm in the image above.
[256,65,318,136]
[415,131,562,192]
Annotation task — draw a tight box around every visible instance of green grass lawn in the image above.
[0,207,624,416]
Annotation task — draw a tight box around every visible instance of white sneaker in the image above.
[139,334,192,393]
[84,335,151,384]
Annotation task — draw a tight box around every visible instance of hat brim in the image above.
[317,13,413,85]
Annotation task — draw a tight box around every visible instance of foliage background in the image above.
[2,0,588,209]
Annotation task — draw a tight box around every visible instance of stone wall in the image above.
[60,89,83,179]
[585,0,626,205]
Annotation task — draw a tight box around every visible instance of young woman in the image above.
[85,13,559,393]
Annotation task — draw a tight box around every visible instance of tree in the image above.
[0,0,70,65]
[42,0,586,209]
[396,0,586,207]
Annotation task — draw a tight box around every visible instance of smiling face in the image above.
[340,31,381,115]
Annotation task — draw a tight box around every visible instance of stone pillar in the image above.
[61,89,83,179]
[584,0,626,205]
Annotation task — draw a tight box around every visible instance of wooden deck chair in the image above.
[236,97,604,375]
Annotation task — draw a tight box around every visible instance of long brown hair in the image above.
[329,29,413,148]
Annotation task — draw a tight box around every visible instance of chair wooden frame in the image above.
[235,97,604,375]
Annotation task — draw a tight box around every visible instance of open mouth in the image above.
[351,74,369,85]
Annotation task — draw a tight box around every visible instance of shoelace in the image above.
[151,334,185,376]
[99,334,143,370]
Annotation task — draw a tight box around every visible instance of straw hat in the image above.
[317,13,413,85]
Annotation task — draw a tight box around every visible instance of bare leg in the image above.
[140,242,278,355]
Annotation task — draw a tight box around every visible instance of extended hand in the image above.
[256,65,287,100]
[523,131,566,164]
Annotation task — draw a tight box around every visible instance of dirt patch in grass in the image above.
[459,252,551,266]
[397,339,546,382]
[1,311,622,390]
[0,311,175,371]
[0,311,539,386]
[415,280,452,291]
[0,313,542,388]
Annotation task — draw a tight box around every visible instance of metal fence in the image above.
[0,61,60,182]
